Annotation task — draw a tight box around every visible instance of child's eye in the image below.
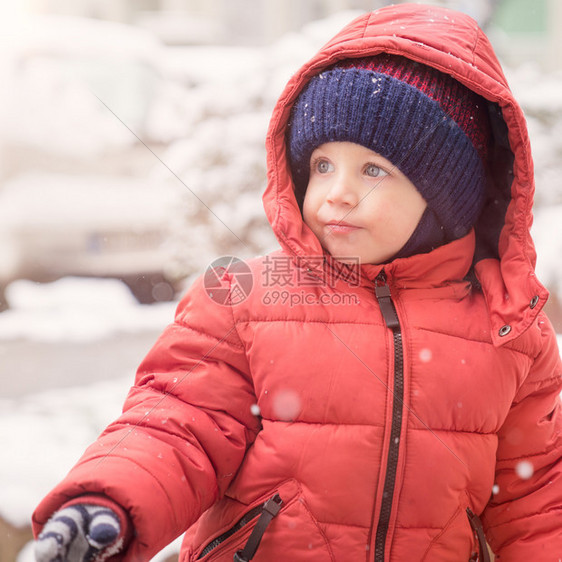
[365,164,388,178]
[315,159,334,174]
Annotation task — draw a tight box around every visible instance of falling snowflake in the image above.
[272,389,301,421]
[515,460,534,480]
[419,348,432,362]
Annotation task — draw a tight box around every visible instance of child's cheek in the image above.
[302,196,319,228]
[368,197,397,227]
[302,206,314,230]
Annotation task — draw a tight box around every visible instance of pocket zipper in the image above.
[466,507,491,562]
[198,494,283,560]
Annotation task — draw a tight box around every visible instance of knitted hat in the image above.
[287,54,490,243]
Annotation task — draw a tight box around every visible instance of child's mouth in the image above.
[325,221,361,234]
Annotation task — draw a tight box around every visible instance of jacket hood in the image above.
[262,3,548,346]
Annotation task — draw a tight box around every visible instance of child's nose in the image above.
[326,175,358,206]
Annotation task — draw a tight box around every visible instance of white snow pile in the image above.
[3,375,183,562]
[0,376,131,529]
[0,280,184,562]
[0,277,176,342]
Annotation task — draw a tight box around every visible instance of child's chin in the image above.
[332,256,362,266]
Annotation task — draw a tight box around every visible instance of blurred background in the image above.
[1,1,561,560]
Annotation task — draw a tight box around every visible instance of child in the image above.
[33,4,562,561]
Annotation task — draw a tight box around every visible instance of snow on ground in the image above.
[7,370,185,562]
[0,277,177,343]
[0,277,182,561]
[0,278,176,519]
[1,373,131,528]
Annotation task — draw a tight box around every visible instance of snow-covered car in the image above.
[0,173,183,309]
[0,15,192,310]
[0,13,172,163]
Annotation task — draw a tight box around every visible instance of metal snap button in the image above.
[499,325,511,336]
[530,295,539,309]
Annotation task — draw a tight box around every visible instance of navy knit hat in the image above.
[287,54,490,246]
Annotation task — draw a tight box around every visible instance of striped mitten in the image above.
[35,502,125,562]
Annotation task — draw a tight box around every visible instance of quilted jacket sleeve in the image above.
[482,313,562,560]
[32,274,260,561]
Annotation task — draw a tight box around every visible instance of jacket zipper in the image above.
[373,270,404,561]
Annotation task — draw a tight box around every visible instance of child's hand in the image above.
[34,503,123,562]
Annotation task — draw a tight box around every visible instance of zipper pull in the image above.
[375,271,400,330]
[234,494,283,562]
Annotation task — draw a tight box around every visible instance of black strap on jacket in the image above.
[466,508,491,562]
[233,494,283,562]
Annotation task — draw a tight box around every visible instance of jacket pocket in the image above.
[420,493,479,561]
[198,493,282,560]
[187,480,335,562]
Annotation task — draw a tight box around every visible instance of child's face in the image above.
[302,142,427,264]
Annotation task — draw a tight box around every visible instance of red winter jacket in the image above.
[33,4,562,561]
